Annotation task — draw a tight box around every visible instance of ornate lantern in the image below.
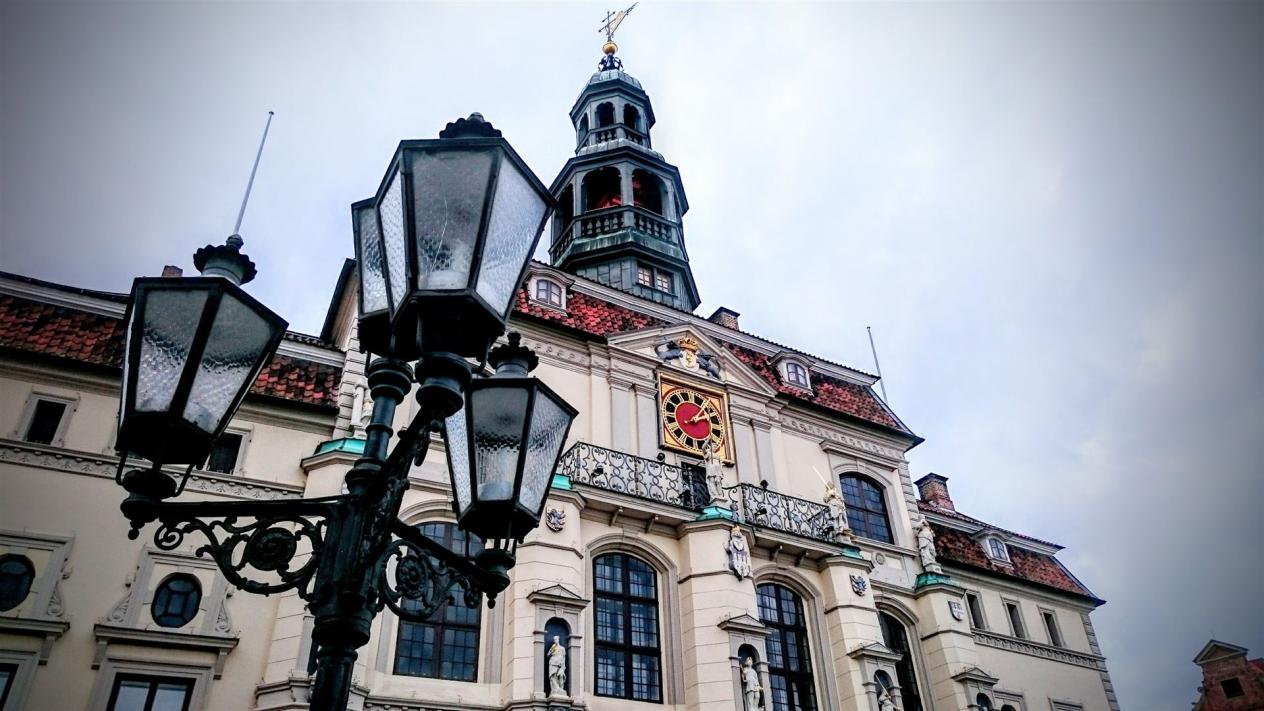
[444,333,577,555]
[368,114,554,361]
[351,197,391,356]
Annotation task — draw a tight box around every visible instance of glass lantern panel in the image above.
[407,149,493,291]
[136,287,210,413]
[379,168,409,313]
[518,390,572,517]
[476,158,547,315]
[182,291,278,434]
[469,384,528,504]
[356,202,389,314]
[444,409,472,516]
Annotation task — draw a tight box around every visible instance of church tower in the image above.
[548,40,701,311]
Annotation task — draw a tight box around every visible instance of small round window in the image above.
[0,554,36,611]
[151,574,202,628]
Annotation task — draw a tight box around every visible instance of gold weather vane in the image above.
[597,3,637,70]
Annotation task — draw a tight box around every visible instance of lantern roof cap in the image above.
[439,113,503,139]
[488,331,538,374]
[193,234,257,285]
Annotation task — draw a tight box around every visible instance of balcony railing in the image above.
[556,443,851,547]
[551,206,680,262]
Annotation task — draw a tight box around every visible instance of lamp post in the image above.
[113,115,575,711]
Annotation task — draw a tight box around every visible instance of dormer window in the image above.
[984,536,1010,563]
[535,279,564,308]
[785,361,810,388]
[636,264,674,294]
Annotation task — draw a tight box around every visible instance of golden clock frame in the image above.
[657,374,735,464]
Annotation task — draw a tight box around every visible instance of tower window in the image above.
[965,592,986,630]
[583,167,622,210]
[654,271,672,293]
[558,185,575,226]
[1041,609,1063,647]
[1221,678,1244,698]
[23,398,68,445]
[623,104,641,131]
[596,102,615,128]
[632,169,664,215]
[636,264,674,294]
[151,574,202,628]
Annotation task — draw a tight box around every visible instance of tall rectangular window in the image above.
[1004,601,1026,639]
[757,583,817,711]
[23,399,67,445]
[1041,609,1063,647]
[206,433,244,474]
[106,675,193,711]
[0,662,17,710]
[965,592,986,630]
[394,522,482,681]
[594,553,662,702]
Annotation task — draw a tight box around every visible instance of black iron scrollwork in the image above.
[153,509,328,599]
[376,537,481,622]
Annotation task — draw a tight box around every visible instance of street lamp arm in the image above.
[146,497,339,599]
[376,519,495,622]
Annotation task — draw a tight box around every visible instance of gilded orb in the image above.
[603,40,618,55]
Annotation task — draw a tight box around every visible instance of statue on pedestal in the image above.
[547,635,567,698]
[726,525,752,580]
[916,519,943,575]
[704,442,726,504]
[877,686,900,711]
[823,483,853,543]
[740,656,763,711]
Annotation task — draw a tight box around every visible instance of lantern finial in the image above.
[193,234,258,285]
[439,113,503,139]
[489,332,538,376]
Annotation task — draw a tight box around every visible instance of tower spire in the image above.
[597,3,637,71]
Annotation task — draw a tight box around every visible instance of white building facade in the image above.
[0,53,1117,711]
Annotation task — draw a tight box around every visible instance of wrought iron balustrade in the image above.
[731,483,837,542]
[557,442,707,512]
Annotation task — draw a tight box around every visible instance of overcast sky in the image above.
[3,2,1261,708]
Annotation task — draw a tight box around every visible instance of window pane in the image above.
[24,399,66,444]
[596,597,626,643]
[110,679,151,711]
[630,602,658,647]
[206,433,242,473]
[596,555,625,594]
[151,682,191,711]
[596,648,626,696]
[632,653,661,701]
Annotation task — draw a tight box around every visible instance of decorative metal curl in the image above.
[153,513,326,598]
[376,537,482,622]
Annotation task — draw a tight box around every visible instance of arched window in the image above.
[985,537,1010,562]
[0,554,35,612]
[596,102,615,128]
[558,184,575,227]
[535,279,564,308]
[840,475,893,543]
[879,612,923,711]
[577,115,589,140]
[151,574,201,628]
[623,104,641,131]
[756,583,816,711]
[594,553,661,702]
[394,522,482,681]
[582,168,622,211]
[977,693,994,710]
[544,618,570,697]
[632,170,664,215]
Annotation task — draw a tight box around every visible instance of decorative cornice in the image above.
[847,641,903,663]
[973,629,1104,669]
[527,584,590,610]
[0,440,304,500]
[93,623,238,677]
[0,617,70,664]
[717,613,769,637]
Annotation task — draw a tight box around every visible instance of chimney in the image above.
[161,265,184,278]
[708,306,741,330]
[915,473,954,511]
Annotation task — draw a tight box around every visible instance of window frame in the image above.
[87,659,211,711]
[964,591,988,631]
[1039,608,1063,647]
[593,552,663,703]
[756,582,818,711]
[534,278,565,308]
[838,474,894,544]
[0,555,36,613]
[13,391,77,447]
[105,674,194,711]
[984,536,1011,563]
[204,430,246,475]
[392,522,484,682]
[150,573,202,629]
[1220,677,1244,698]
[1002,599,1027,639]
[783,361,811,388]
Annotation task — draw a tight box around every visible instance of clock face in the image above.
[659,379,733,461]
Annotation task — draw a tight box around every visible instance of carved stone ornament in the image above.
[545,507,566,532]
[850,574,868,596]
[725,526,752,580]
[656,335,722,379]
[949,600,965,622]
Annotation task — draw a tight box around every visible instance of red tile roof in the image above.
[512,287,910,434]
[918,501,1098,600]
[0,294,341,410]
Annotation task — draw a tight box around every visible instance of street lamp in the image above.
[112,114,575,711]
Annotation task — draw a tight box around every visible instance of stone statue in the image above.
[877,686,899,711]
[916,519,943,574]
[823,483,853,543]
[740,656,762,711]
[704,442,726,504]
[547,635,567,697]
[726,525,752,580]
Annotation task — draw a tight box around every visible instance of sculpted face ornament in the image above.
[850,574,868,596]
[545,507,566,532]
